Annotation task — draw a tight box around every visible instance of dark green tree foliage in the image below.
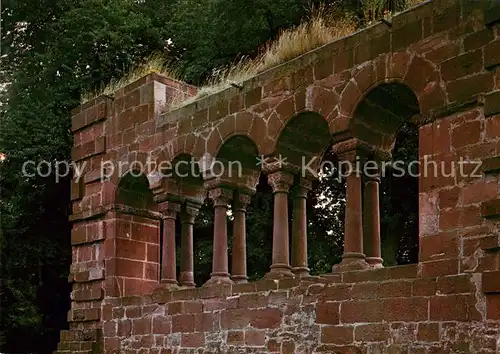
[307,156,346,274]
[1,0,170,352]
[1,0,419,352]
[192,201,214,286]
[241,176,274,281]
[168,0,308,83]
[380,122,420,266]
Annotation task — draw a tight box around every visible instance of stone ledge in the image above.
[484,90,500,117]
[482,271,500,293]
[156,0,441,130]
[481,199,500,218]
[482,156,500,174]
[484,2,500,26]
[69,204,162,222]
[140,264,429,308]
[342,264,419,283]
[71,96,111,132]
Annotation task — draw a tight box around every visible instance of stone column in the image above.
[231,190,252,283]
[291,178,312,277]
[158,201,181,288]
[265,170,294,279]
[205,187,233,286]
[363,173,383,268]
[179,202,199,288]
[332,139,370,271]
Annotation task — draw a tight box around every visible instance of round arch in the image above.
[212,134,261,188]
[273,111,331,168]
[333,52,446,134]
[351,82,420,152]
[115,171,156,210]
[348,80,421,268]
[216,134,259,168]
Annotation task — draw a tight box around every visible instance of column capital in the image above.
[261,155,302,174]
[181,202,200,224]
[291,177,313,199]
[158,201,181,219]
[208,187,233,207]
[363,148,390,182]
[234,190,253,212]
[332,138,374,162]
[373,149,392,162]
[363,172,381,183]
[267,170,294,193]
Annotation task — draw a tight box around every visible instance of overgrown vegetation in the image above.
[170,6,357,108]
[81,0,426,108]
[1,0,424,352]
[81,53,179,104]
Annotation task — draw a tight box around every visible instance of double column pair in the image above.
[158,201,198,288]
[204,186,251,285]
[265,170,311,279]
[158,187,253,287]
[333,140,384,271]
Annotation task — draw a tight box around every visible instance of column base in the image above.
[179,271,195,288]
[158,280,180,290]
[204,273,233,287]
[366,257,384,268]
[332,252,370,272]
[292,266,310,278]
[265,264,294,279]
[231,275,248,284]
[179,283,196,289]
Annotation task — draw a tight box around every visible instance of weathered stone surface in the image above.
[60,0,500,352]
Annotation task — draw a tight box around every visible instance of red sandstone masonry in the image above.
[56,0,500,352]
[60,76,196,353]
[100,268,499,353]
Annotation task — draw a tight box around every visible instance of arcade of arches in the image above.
[147,82,420,290]
[61,1,500,352]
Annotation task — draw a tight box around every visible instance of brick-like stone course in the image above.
[100,268,499,353]
[57,0,500,352]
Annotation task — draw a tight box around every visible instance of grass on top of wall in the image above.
[80,52,180,104]
[81,0,428,108]
[167,7,357,110]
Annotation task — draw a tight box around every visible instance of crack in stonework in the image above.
[470,273,487,321]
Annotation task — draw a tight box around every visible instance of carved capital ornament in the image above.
[208,187,233,207]
[267,171,294,193]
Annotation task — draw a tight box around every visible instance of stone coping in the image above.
[156,0,444,128]
[103,264,425,306]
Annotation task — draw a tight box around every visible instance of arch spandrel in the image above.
[349,82,420,153]
[210,134,262,191]
[337,53,447,135]
[272,111,332,170]
[114,171,156,211]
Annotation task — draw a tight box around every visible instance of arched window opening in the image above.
[244,174,274,281]
[353,82,420,267]
[116,171,154,210]
[275,111,339,276]
[307,146,346,274]
[114,171,160,292]
[380,121,419,265]
[192,200,213,286]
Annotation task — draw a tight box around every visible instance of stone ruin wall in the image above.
[56,0,500,352]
